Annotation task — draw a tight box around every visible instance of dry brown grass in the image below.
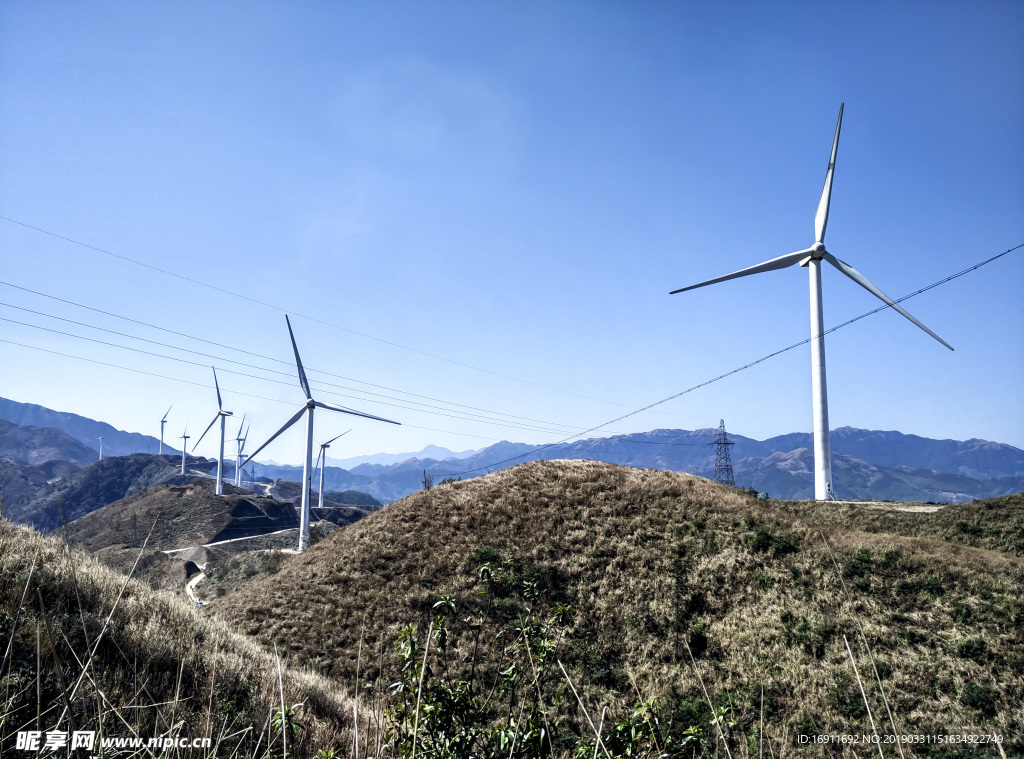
[0,519,355,757]
[770,493,1024,556]
[63,479,299,554]
[215,460,1023,755]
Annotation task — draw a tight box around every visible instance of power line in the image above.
[433,241,1023,477]
[0,305,604,436]
[3,240,1019,471]
[0,215,624,406]
[0,280,604,429]
[0,338,504,445]
[0,316,594,437]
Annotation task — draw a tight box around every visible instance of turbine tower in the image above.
[241,315,400,551]
[670,104,952,500]
[192,367,233,495]
[313,430,350,509]
[97,436,103,460]
[159,405,172,455]
[180,426,190,476]
[233,416,249,487]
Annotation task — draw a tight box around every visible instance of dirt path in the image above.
[161,527,297,555]
[827,500,945,513]
[186,571,207,605]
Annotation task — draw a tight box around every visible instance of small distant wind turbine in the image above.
[241,315,399,551]
[313,430,350,509]
[159,405,172,455]
[97,436,103,460]
[670,103,952,500]
[192,367,233,495]
[180,425,190,476]
[233,416,249,487]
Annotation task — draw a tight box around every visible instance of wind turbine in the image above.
[670,104,952,501]
[97,436,103,460]
[241,315,400,551]
[233,416,249,487]
[313,430,350,509]
[180,425,190,476]
[192,367,233,495]
[159,405,172,455]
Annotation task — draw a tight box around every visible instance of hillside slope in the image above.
[0,418,97,465]
[216,461,1023,755]
[65,478,300,553]
[7,453,212,531]
[0,520,355,756]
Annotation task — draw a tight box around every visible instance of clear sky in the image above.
[2,1,1022,465]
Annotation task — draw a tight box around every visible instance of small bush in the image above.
[900,628,927,646]
[960,683,997,717]
[748,529,798,557]
[955,638,987,661]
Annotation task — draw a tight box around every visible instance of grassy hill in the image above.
[215,460,1023,757]
[770,493,1024,557]
[0,519,355,757]
[6,453,213,532]
[65,478,300,553]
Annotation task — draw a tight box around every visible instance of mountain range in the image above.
[253,427,1024,503]
[2,395,1022,507]
[0,396,178,457]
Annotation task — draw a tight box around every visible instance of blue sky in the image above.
[1,1,1022,465]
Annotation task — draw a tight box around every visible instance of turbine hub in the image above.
[810,242,826,259]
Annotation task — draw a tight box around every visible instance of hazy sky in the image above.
[2,1,1022,465]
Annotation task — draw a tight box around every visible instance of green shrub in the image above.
[955,638,987,661]
[960,683,997,717]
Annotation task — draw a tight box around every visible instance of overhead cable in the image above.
[0,215,623,406]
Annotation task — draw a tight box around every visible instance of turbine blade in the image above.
[326,430,351,445]
[240,405,308,468]
[285,315,312,400]
[162,405,173,422]
[314,400,401,425]
[822,253,953,350]
[212,367,223,410]
[192,414,220,452]
[241,425,249,452]
[670,249,810,294]
[236,413,246,439]
[814,103,844,244]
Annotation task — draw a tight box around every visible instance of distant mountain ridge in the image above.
[0,418,98,466]
[3,395,1021,505]
[0,397,178,457]
[253,428,1024,504]
[324,444,480,469]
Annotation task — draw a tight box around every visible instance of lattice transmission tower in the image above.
[709,419,735,487]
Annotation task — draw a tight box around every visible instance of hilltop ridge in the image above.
[216,459,1023,749]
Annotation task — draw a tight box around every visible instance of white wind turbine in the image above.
[159,405,172,455]
[192,367,233,495]
[97,436,103,460]
[670,104,952,501]
[180,425,190,476]
[313,430,350,510]
[241,316,399,551]
[233,416,249,487]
